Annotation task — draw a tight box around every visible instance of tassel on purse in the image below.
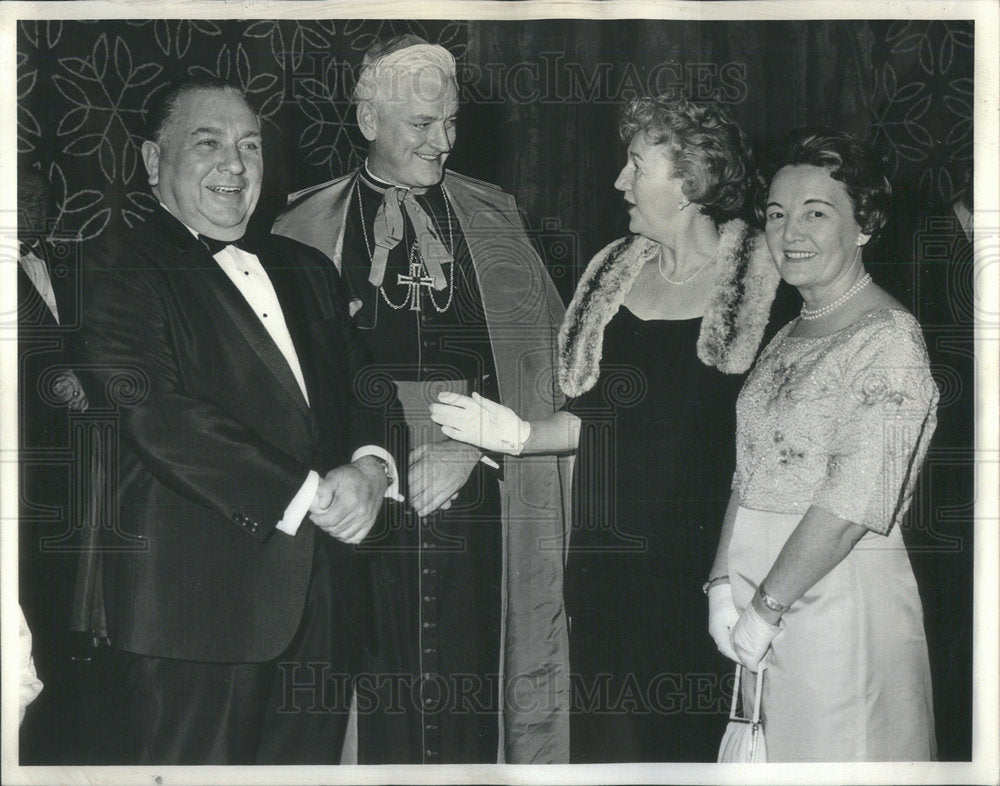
[717,663,768,763]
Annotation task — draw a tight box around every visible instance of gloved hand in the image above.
[731,600,781,672]
[429,391,531,455]
[708,583,740,662]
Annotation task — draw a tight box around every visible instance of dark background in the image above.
[16,17,975,763]
[17,19,972,295]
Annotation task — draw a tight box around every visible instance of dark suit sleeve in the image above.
[291,242,395,460]
[76,244,310,541]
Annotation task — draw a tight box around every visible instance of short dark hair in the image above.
[764,128,892,237]
[144,76,252,144]
[618,95,757,225]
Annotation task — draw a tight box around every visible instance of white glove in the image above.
[731,600,781,673]
[708,583,740,663]
[429,391,531,455]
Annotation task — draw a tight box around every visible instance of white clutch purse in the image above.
[717,663,767,763]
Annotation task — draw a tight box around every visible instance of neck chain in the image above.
[800,272,872,320]
[355,179,456,313]
[657,248,714,285]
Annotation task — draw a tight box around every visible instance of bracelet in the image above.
[701,575,730,595]
[757,583,791,614]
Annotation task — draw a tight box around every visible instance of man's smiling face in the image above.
[362,66,458,188]
[142,87,262,241]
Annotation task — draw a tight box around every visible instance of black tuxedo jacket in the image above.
[75,207,385,663]
[18,239,84,688]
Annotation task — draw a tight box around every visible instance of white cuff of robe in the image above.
[351,446,404,503]
[276,470,320,536]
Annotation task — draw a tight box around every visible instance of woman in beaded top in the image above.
[706,129,939,761]
[430,95,783,761]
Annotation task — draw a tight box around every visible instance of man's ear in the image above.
[356,101,378,142]
[856,232,871,247]
[141,140,161,186]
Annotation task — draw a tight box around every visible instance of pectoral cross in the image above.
[397,258,436,311]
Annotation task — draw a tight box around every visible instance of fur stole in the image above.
[557,219,780,397]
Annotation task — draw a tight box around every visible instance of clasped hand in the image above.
[429,391,530,454]
[707,583,740,662]
[407,439,481,518]
[708,583,782,672]
[53,370,89,412]
[308,457,386,544]
[730,599,782,672]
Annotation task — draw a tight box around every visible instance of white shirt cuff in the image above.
[351,446,404,503]
[276,470,320,536]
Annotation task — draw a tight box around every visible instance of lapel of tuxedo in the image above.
[151,208,312,421]
[251,234,323,409]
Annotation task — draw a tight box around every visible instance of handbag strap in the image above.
[729,663,766,724]
[729,664,742,721]
[751,663,766,725]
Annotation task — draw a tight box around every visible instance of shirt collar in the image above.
[361,160,444,194]
[952,199,973,240]
[362,160,405,190]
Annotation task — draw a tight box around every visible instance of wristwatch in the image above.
[367,455,394,489]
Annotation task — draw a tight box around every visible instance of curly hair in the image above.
[618,95,757,225]
[765,128,892,237]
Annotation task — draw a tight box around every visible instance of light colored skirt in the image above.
[728,506,936,762]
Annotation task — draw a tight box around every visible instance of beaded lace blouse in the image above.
[734,309,939,534]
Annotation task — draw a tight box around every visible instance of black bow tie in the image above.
[198,233,245,256]
[19,238,44,257]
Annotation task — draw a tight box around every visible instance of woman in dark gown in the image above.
[563,311,745,761]
[430,95,780,761]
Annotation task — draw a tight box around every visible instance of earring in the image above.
[678,199,690,211]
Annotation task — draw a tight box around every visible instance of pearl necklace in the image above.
[657,250,714,285]
[799,272,872,320]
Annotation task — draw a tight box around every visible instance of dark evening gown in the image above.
[564,305,744,762]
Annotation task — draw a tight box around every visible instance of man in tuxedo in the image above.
[17,166,91,760]
[74,76,397,764]
[273,36,570,764]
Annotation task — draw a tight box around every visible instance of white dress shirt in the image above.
[19,243,60,323]
[212,244,311,406]
[166,209,400,535]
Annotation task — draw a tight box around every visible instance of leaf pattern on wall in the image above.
[17,52,39,153]
[18,19,465,238]
[17,18,971,241]
[53,33,162,185]
[871,21,974,204]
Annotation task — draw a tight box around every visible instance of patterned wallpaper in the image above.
[17,18,974,243]
[17,19,468,239]
[870,20,974,204]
